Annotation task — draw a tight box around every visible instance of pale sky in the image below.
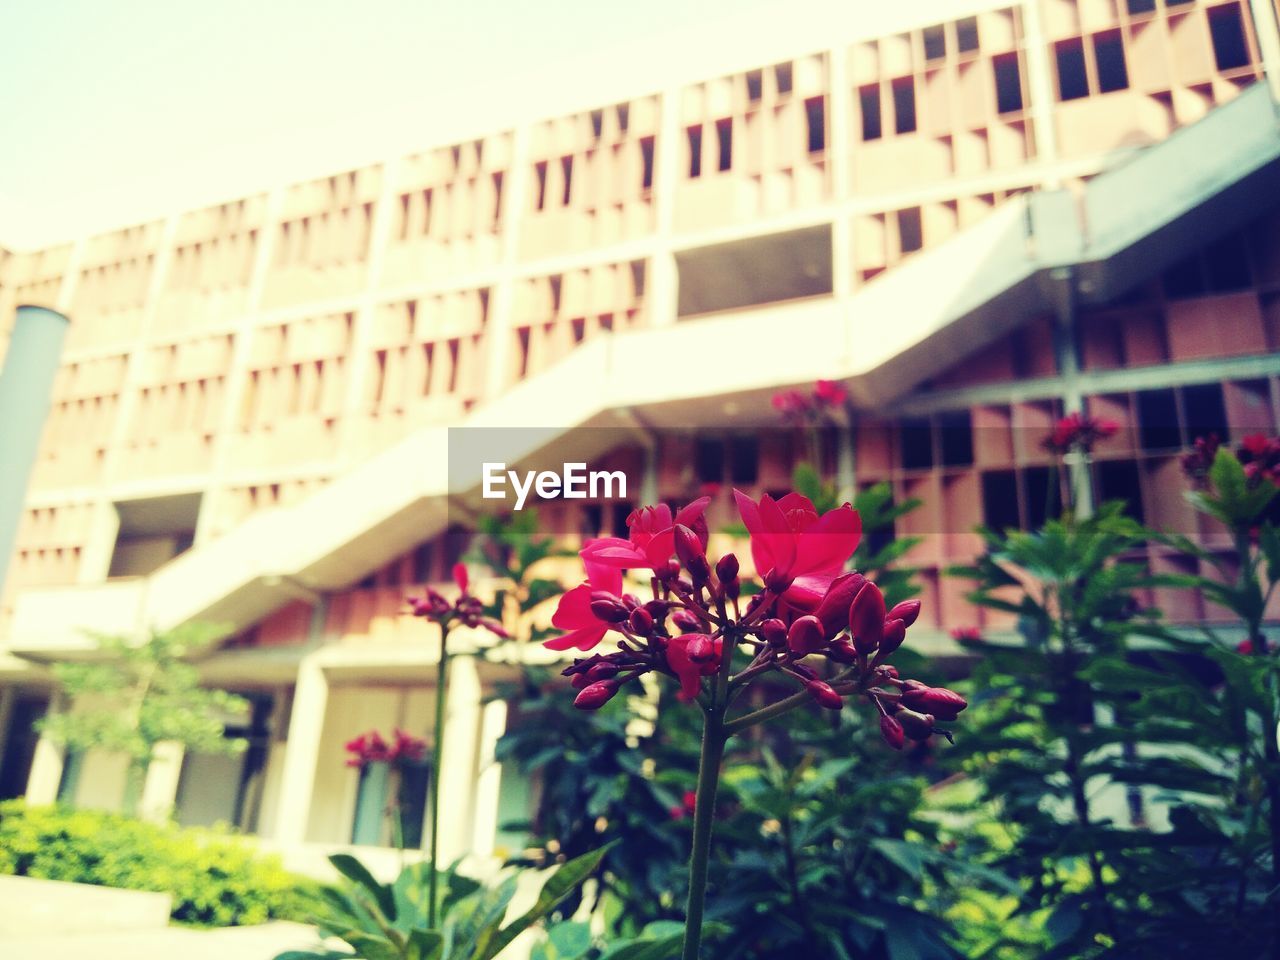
[0,0,892,251]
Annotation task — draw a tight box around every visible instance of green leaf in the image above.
[336,931,401,960]
[1209,448,1248,518]
[547,920,593,959]
[330,854,397,923]
[598,934,685,960]
[405,929,443,960]
[476,844,615,960]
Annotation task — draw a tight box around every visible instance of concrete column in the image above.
[25,737,64,805]
[648,86,683,328]
[469,697,508,859]
[0,306,69,594]
[1047,267,1095,517]
[272,652,328,845]
[138,740,184,823]
[436,654,483,864]
[482,125,532,400]
[828,44,854,302]
[1020,0,1063,187]
[1249,0,1280,105]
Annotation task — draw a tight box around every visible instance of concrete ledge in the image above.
[0,875,172,936]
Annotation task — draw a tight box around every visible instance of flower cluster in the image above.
[1042,412,1120,455]
[1182,433,1280,489]
[408,562,508,637]
[771,379,848,426]
[344,728,427,768]
[547,490,967,749]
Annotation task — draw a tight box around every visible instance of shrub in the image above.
[0,800,315,926]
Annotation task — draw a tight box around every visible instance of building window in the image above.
[897,207,923,254]
[1055,38,1090,101]
[640,136,655,191]
[775,62,793,96]
[716,118,733,172]
[560,156,573,206]
[590,109,604,139]
[900,418,933,469]
[696,437,725,483]
[746,69,763,102]
[1093,31,1129,93]
[1208,3,1251,71]
[805,96,826,153]
[729,435,759,484]
[1126,0,1156,14]
[534,162,548,211]
[1095,459,1146,523]
[891,77,917,134]
[1204,233,1252,291]
[923,23,946,62]
[491,172,503,227]
[1137,388,1181,451]
[981,470,1021,530]
[1182,383,1229,441]
[938,410,974,467]
[687,125,703,178]
[860,85,882,141]
[616,103,630,132]
[956,16,980,53]
[993,53,1024,113]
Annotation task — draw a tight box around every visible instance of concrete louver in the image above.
[10,83,1280,651]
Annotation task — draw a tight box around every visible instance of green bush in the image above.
[0,800,316,926]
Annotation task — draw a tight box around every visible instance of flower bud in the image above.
[806,680,844,710]
[574,680,619,710]
[622,593,641,610]
[674,525,710,583]
[586,663,620,683]
[643,599,672,620]
[887,599,921,628]
[901,686,968,721]
[452,563,469,594]
[590,598,630,623]
[880,714,905,750]
[686,634,717,663]
[671,609,703,634]
[849,582,886,654]
[896,708,936,740]
[764,567,794,594]
[715,553,740,599]
[656,559,681,582]
[814,573,866,639]
[880,619,906,657]
[760,618,787,648]
[828,639,858,664]
[787,615,825,657]
[628,607,655,635]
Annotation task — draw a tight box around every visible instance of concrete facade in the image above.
[1,0,1280,871]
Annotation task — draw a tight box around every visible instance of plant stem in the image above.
[427,625,452,929]
[682,708,727,960]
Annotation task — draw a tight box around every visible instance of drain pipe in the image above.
[1249,0,1280,108]
[0,305,70,594]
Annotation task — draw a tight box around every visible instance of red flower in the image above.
[666,633,723,702]
[545,555,625,652]
[580,498,711,571]
[813,379,847,407]
[1043,413,1120,455]
[452,563,469,594]
[950,625,982,642]
[733,490,861,589]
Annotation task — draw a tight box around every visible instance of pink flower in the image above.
[666,633,722,702]
[545,556,625,652]
[813,379,847,407]
[580,498,711,571]
[452,563,469,594]
[950,625,982,642]
[734,490,861,590]
[1042,413,1120,455]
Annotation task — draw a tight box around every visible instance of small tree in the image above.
[36,624,248,817]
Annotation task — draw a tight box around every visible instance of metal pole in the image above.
[0,305,70,594]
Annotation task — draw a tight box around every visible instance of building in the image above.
[1,0,1280,875]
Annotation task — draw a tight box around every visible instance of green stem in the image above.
[427,626,452,929]
[682,709,727,960]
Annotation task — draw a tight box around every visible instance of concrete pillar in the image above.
[482,125,532,400]
[1020,0,1062,187]
[0,306,70,594]
[0,687,14,774]
[1249,0,1280,106]
[25,736,64,805]
[139,741,185,823]
[648,86,683,328]
[470,697,508,859]
[1047,267,1095,517]
[436,654,483,864]
[272,653,328,845]
[828,44,853,302]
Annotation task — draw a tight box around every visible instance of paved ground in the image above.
[2,921,324,960]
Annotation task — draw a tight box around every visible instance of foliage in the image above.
[36,624,247,814]
[0,800,313,926]
[945,499,1280,957]
[277,845,614,960]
